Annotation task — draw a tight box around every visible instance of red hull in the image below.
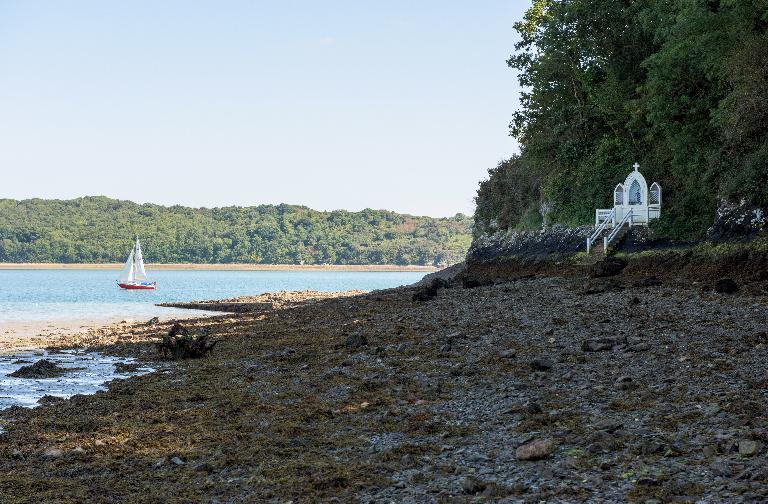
[118,283,156,290]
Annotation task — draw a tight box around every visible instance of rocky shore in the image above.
[0,277,767,502]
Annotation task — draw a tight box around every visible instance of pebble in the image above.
[530,358,553,372]
[41,448,63,459]
[515,438,555,460]
[739,440,760,456]
[171,456,185,465]
[461,476,486,495]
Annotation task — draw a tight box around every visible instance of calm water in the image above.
[0,269,425,323]
[0,350,153,409]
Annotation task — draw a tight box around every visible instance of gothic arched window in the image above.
[650,182,661,205]
[614,184,624,205]
[629,180,642,205]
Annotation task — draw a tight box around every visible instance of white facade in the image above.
[587,163,661,253]
[595,163,661,227]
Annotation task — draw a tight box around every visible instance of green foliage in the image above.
[0,197,472,265]
[475,0,768,240]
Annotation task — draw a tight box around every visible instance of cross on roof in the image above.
[633,162,640,171]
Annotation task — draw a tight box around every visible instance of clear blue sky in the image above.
[0,1,525,217]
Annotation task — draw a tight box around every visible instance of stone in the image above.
[462,476,487,495]
[582,338,619,352]
[499,349,516,359]
[412,278,449,302]
[10,359,68,379]
[531,358,553,372]
[171,456,185,465]
[739,440,760,456]
[41,448,64,459]
[711,461,733,477]
[147,316,160,324]
[525,401,543,414]
[633,276,662,287]
[615,375,634,390]
[714,278,739,294]
[515,438,555,460]
[344,333,368,349]
[590,257,627,278]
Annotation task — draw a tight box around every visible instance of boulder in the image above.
[9,359,67,379]
[590,257,627,278]
[714,278,738,294]
[515,439,555,460]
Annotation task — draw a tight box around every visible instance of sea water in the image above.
[0,350,154,410]
[0,269,425,324]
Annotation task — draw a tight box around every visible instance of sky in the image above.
[0,1,525,217]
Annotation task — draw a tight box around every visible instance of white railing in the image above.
[595,208,614,225]
[587,208,615,254]
[603,209,633,251]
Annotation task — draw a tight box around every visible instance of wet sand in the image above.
[0,311,215,353]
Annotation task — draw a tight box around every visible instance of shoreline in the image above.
[0,262,438,272]
[0,277,766,500]
[0,311,217,354]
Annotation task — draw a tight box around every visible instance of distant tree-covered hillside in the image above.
[0,197,471,265]
[476,0,768,239]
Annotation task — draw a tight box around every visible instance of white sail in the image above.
[118,249,135,283]
[133,237,149,281]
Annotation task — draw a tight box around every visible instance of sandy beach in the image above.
[0,311,214,354]
[0,275,766,501]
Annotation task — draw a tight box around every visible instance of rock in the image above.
[41,448,64,459]
[9,359,68,379]
[590,257,627,278]
[37,394,65,405]
[587,431,617,453]
[147,316,160,325]
[515,438,555,460]
[628,342,651,352]
[68,446,86,459]
[412,278,449,302]
[462,475,487,495]
[11,449,23,460]
[171,456,185,465]
[194,462,214,473]
[499,349,516,359]
[633,276,662,287]
[583,278,624,295]
[525,401,543,414]
[530,358,553,372]
[739,440,760,456]
[582,338,619,352]
[711,461,733,477]
[615,375,634,390]
[114,362,141,373]
[157,324,219,359]
[714,278,739,294]
[344,333,368,349]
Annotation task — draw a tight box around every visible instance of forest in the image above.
[475,0,768,239]
[0,197,471,265]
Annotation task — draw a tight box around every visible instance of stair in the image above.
[603,223,629,252]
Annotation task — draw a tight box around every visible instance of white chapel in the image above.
[587,163,662,253]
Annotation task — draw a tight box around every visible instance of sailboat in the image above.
[117,237,157,290]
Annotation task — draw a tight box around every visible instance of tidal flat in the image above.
[0,280,766,502]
